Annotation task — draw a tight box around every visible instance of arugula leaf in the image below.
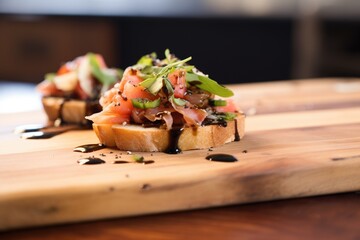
[137,52,157,66]
[140,57,192,95]
[186,73,234,97]
[148,76,164,94]
[183,65,194,72]
[139,77,157,89]
[88,53,117,87]
[158,57,192,75]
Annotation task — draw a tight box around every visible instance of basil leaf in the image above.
[186,73,234,97]
[88,53,117,87]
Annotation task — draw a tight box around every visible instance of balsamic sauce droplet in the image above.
[78,157,106,165]
[206,154,238,162]
[20,131,59,139]
[165,126,184,154]
[73,144,106,153]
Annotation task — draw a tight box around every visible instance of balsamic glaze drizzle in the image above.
[206,154,238,162]
[77,157,106,165]
[20,131,60,139]
[113,160,130,164]
[165,126,184,154]
[73,144,106,153]
[142,160,155,165]
[234,119,240,141]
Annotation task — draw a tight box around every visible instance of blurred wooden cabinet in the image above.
[0,17,118,83]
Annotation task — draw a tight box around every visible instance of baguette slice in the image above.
[41,97,101,125]
[92,112,245,152]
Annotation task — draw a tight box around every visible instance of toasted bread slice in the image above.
[41,97,101,125]
[92,113,245,152]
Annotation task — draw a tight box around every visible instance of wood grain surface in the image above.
[1,78,360,233]
[2,192,360,240]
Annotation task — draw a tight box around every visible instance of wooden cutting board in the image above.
[1,78,360,231]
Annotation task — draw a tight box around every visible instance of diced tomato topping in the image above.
[168,69,186,98]
[119,68,156,101]
[215,99,238,113]
[57,64,71,75]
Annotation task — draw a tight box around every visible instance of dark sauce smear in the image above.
[113,160,130,164]
[19,125,83,139]
[206,154,238,162]
[78,157,106,165]
[73,144,106,153]
[142,160,155,165]
[112,160,154,164]
[165,126,184,154]
[201,118,227,127]
[20,131,60,139]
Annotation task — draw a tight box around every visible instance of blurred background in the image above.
[1,0,360,85]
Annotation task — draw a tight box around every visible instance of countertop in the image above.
[1,78,360,239]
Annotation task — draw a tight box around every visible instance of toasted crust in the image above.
[92,113,245,152]
[41,97,101,125]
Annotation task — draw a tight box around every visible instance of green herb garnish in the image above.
[164,78,174,94]
[222,112,237,121]
[132,154,144,163]
[131,98,161,109]
[209,99,227,107]
[88,53,117,92]
[136,50,234,99]
[186,73,233,97]
[137,52,157,66]
[139,56,192,95]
